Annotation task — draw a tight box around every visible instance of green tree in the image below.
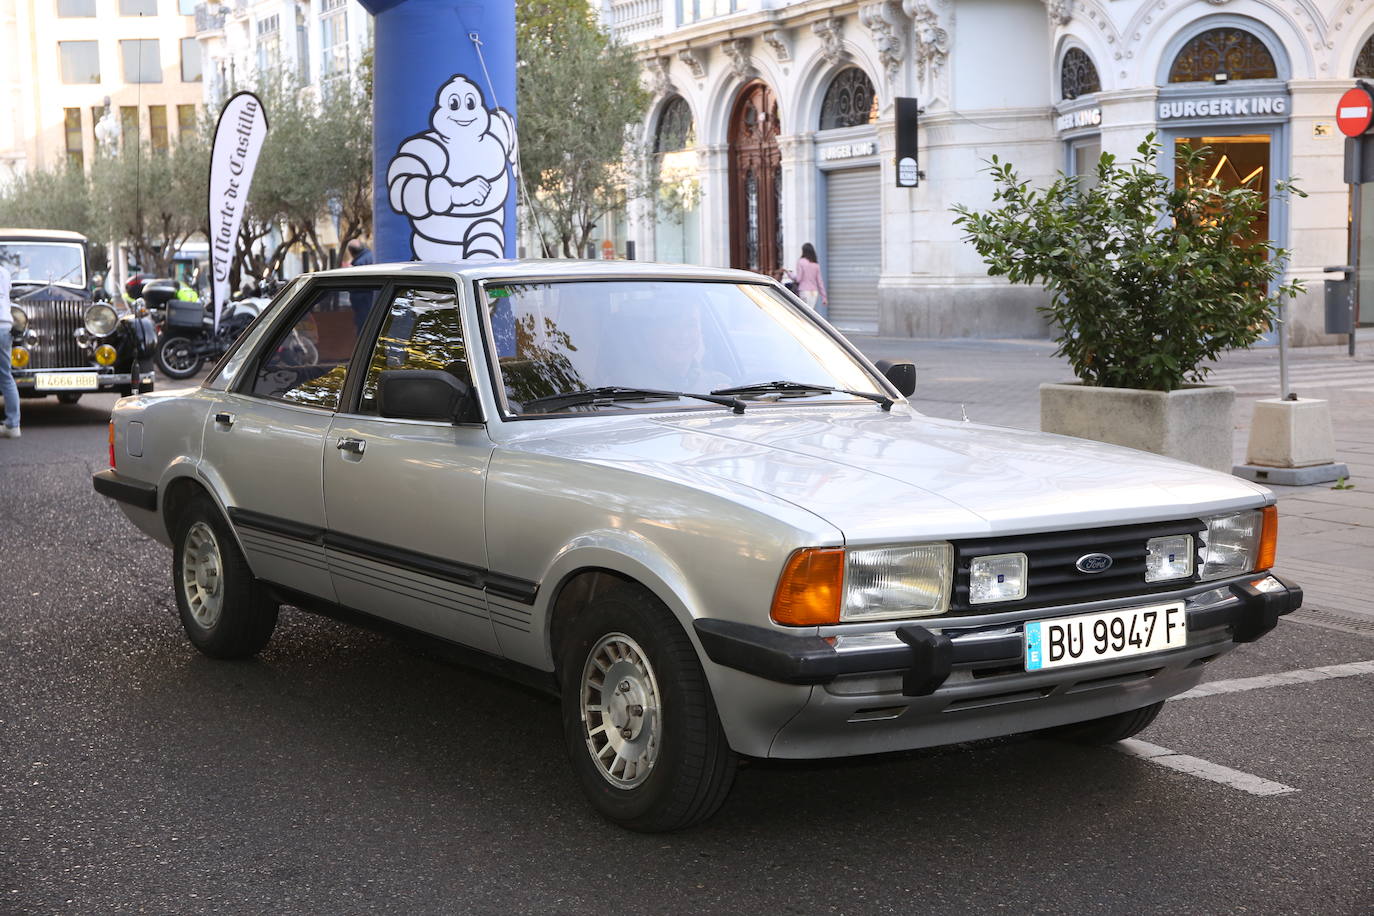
[951,136,1304,392]
[517,0,649,257]
[89,136,207,277]
[0,163,96,241]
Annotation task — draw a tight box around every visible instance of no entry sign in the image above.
[1337,87,1374,137]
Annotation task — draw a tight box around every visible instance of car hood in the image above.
[505,405,1270,542]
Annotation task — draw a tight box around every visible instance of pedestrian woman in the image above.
[787,243,828,317]
[0,263,20,438]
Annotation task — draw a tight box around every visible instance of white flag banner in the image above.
[208,92,268,333]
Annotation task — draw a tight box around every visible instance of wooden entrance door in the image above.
[728,82,782,277]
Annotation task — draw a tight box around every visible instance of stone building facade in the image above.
[612,0,1374,343]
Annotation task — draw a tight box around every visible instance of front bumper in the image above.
[695,574,1303,692]
[697,575,1302,758]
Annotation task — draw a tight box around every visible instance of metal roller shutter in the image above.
[823,167,881,329]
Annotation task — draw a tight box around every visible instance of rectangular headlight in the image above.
[1199,510,1262,581]
[842,543,951,621]
[969,552,1028,604]
[1146,534,1194,582]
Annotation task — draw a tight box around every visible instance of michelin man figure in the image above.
[386,75,517,261]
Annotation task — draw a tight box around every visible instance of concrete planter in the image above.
[1040,382,1235,473]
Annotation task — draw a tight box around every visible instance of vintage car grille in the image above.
[25,299,87,369]
[947,518,1207,615]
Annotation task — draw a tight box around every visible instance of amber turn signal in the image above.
[1257,504,1278,571]
[95,344,117,366]
[770,548,844,626]
[107,421,115,469]
[11,347,29,369]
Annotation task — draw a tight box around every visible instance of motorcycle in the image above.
[146,279,262,380]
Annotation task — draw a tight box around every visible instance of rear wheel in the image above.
[156,334,204,379]
[1046,701,1165,745]
[171,493,279,658]
[559,584,735,832]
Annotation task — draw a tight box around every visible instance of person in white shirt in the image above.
[0,264,20,437]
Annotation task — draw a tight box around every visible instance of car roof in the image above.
[307,259,774,285]
[0,228,88,243]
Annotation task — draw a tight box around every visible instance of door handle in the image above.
[335,437,366,455]
[214,411,235,427]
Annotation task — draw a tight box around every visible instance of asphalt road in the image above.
[2,386,1372,915]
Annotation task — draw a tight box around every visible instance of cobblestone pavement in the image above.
[851,334,1374,633]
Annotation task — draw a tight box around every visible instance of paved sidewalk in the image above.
[850,334,1374,634]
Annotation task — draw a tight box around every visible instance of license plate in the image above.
[35,372,99,391]
[1025,602,1187,671]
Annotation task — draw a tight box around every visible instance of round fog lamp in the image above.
[94,344,118,366]
[84,303,118,337]
[12,347,30,369]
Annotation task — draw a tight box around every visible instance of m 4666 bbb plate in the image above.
[35,372,98,391]
[1025,602,1187,671]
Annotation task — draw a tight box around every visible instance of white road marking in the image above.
[1115,740,1298,796]
[1175,659,1374,700]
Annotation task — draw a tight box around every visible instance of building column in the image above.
[778,131,816,266]
[699,143,730,267]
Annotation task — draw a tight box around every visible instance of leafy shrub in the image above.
[951,136,1303,391]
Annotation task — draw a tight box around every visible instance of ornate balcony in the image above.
[609,0,664,41]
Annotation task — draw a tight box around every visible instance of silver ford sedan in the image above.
[93,261,1302,831]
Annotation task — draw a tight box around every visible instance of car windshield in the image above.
[0,242,86,288]
[484,279,884,416]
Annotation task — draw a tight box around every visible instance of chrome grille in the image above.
[948,518,1207,615]
[26,300,86,369]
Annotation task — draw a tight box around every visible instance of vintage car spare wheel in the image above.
[559,584,735,832]
[172,493,279,659]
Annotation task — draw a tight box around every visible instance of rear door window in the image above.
[247,284,381,410]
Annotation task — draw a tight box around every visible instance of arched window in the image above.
[1060,48,1100,100]
[819,67,877,131]
[1356,33,1374,77]
[1169,28,1276,83]
[654,96,694,154]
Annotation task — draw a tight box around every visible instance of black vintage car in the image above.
[4,229,156,402]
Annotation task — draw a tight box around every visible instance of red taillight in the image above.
[108,421,115,468]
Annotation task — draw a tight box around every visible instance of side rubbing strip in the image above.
[324,530,486,590]
[228,507,326,545]
[225,507,539,604]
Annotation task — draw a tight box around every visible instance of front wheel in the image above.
[1045,700,1166,745]
[156,334,205,379]
[559,584,736,832]
[172,493,279,659]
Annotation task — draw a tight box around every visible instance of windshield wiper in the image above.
[522,386,746,414]
[711,380,894,411]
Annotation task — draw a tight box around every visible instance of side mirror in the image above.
[875,359,916,398]
[378,370,482,424]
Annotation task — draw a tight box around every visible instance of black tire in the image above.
[156,334,205,379]
[559,583,736,832]
[56,392,82,405]
[171,493,279,659]
[1046,700,1165,745]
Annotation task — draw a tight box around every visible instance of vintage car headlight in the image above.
[1146,534,1194,582]
[9,305,28,336]
[84,303,118,337]
[969,552,1028,604]
[1199,508,1276,580]
[842,543,952,621]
